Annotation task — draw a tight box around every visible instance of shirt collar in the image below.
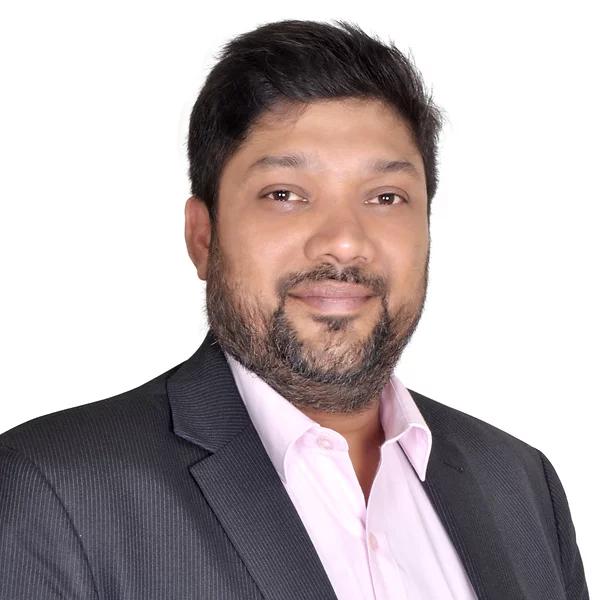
[380,377,432,481]
[225,354,432,483]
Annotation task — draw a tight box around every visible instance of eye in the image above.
[367,192,407,205]
[265,189,306,202]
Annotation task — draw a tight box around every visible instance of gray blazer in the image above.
[0,333,588,599]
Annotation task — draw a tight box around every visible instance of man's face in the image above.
[188,99,429,413]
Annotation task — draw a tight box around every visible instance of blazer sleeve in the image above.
[0,445,98,600]
[539,451,589,600]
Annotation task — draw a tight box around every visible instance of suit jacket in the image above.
[0,333,588,599]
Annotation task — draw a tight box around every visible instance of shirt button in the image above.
[316,436,333,450]
[368,533,379,551]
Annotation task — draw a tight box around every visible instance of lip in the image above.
[288,282,377,314]
[289,282,376,299]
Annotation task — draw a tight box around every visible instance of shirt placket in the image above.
[365,452,410,600]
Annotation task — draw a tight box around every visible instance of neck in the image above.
[302,398,385,504]
[300,396,385,451]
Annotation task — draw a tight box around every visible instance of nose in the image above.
[303,207,376,268]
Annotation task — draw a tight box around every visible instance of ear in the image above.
[184,196,212,281]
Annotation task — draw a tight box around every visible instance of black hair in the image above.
[188,20,444,221]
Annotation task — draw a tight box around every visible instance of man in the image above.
[0,19,588,600]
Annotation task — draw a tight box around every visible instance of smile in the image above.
[288,282,377,314]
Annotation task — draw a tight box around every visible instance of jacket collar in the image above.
[167,332,252,452]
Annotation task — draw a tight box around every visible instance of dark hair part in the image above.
[188,20,444,221]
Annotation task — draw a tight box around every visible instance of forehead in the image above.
[225,98,424,177]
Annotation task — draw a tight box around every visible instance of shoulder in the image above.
[0,364,184,471]
[409,388,543,471]
[411,389,589,595]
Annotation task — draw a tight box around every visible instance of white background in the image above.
[1,0,604,596]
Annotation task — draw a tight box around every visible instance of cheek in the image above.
[381,228,429,300]
[218,220,297,305]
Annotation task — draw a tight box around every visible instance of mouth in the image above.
[288,282,378,314]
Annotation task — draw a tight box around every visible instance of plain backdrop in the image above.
[1,0,604,595]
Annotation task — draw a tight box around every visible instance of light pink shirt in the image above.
[226,355,478,600]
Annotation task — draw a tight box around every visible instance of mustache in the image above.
[276,263,388,301]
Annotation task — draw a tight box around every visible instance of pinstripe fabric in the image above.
[0,446,98,599]
[539,452,590,599]
[0,333,588,599]
[413,389,589,600]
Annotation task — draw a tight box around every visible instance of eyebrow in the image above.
[247,153,311,172]
[368,158,420,178]
[245,153,421,179]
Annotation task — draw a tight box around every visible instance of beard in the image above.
[205,231,428,414]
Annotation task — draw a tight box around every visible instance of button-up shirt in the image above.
[226,354,477,600]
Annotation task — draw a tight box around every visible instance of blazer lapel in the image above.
[410,388,535,600]
[422,435,527,600]
[167,333,337,600]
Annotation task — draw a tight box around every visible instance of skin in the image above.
[185,98,430,502]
